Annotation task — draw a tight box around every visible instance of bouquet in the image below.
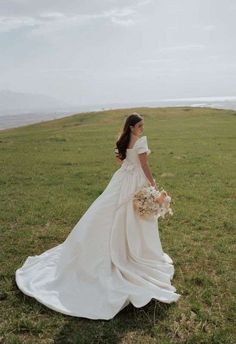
[133,186,173,220]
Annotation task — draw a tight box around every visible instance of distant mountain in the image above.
[0,90,71,114]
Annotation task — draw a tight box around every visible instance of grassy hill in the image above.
[0,107,235,344]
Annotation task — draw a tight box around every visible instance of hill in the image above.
[0,106,235,343]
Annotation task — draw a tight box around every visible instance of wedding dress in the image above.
[15,135,181,320]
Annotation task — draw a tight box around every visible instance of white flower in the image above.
[133,186,173,220]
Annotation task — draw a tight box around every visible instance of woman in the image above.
[15,112,181,320]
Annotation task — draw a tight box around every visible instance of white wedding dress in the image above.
[15,135,181,320]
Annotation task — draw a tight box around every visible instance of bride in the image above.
[15,112,181,320]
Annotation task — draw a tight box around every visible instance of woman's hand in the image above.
[156,191,167,205]
[149,178,156,189]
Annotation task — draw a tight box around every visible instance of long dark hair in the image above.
[115,112,143,160]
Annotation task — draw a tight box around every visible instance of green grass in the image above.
[0,106,235,344]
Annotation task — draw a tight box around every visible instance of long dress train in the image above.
[15,135,181,320]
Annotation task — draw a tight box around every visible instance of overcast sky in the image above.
[0,0,235,106]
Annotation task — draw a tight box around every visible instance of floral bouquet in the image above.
[133,186,173,220]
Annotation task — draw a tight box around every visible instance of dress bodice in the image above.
[120,136,151,172]
[127,135,151,160]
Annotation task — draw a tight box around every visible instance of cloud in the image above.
[192,24,216,32]
[0,15,39,32]
[140,58,175,64]
[110,17,136,26]
[159,44,205,53]
[103,7,137,26]
[39,12,66,19]
[0,13,106,34]
[203,25,216,31]
[0,0,152,34]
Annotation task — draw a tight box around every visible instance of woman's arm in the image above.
[138,153,156,188]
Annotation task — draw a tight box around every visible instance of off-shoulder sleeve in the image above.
[135,136,151,155]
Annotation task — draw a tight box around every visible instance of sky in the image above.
[0,0,236,106]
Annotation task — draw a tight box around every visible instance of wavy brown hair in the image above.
[115,112,143,160]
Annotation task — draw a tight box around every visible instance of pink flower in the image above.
[133,186,173,220]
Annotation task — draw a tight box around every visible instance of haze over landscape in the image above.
[0,0,236,129]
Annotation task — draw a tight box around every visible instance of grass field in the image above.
[0,107,235,344]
